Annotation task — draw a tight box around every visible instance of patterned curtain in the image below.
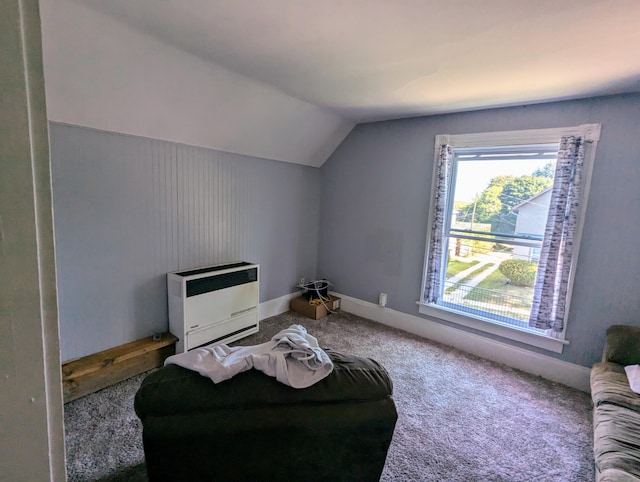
[528,136,585,332]
[424,143,453,303]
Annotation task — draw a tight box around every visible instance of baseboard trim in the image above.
[259,291,301,321]
[333,292,591,393]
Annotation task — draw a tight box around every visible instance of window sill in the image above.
[417,302,567,354]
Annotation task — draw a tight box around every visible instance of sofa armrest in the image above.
[603,325,640,365]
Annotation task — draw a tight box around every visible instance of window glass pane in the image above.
[443,241,539,329]
[441,148,557,330]
[451,156,556,237]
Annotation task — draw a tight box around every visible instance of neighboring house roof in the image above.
[511,188,551,212]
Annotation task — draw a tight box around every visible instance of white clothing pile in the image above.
[164,324,333,389]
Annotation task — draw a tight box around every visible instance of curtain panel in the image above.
[528,135,585,332]
[424,144,453,303]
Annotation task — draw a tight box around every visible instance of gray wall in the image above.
[51,123,320,361]
[318,93,640,368]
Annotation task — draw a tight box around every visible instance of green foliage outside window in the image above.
[455,162,554,235]
[498,259,538,287]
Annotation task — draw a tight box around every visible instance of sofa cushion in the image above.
[593,403,640,481]
[135,350,393,417]
[592,362,640,412]
[603,325,640,365]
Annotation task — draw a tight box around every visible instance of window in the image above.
[440,145,558,328]
[419,125,600,353]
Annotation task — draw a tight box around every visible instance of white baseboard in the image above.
[259,291,301,321]
[333,292,591,393]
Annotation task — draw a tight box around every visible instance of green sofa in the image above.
[135,350,398,481]
[591,325,640,481]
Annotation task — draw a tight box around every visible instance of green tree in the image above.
[533,161,556,179]
[493,175,553,233]
[472,175,512,224]
[458,170,554,234]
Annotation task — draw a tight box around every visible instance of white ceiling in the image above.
[75,0,640,122]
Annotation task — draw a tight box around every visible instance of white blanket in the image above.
[625,365,640,394]
[164,324,333,388]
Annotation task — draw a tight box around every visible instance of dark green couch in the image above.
[135,350,397,481]
[591,325,640,481]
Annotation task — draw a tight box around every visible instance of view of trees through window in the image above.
[441,151,557,328]
[454,161,555,234]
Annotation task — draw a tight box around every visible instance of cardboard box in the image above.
[290,295,341,320]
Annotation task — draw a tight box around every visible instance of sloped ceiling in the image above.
[40,0,640,166]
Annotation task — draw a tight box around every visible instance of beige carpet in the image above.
[64,310,594,481]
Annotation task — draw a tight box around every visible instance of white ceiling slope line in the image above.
[74,0,640,122]
[41,0,640,165]
[39,0,353,167]
[307,119,355,168]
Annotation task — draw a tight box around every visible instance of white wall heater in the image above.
[167,261,259,353]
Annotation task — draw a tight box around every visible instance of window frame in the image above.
[418,124,601,353]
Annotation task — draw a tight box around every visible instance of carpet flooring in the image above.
[64,310,595,481]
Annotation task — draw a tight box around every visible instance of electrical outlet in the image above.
[299,277,305,287]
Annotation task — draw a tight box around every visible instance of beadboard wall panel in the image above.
[50,123,320,361]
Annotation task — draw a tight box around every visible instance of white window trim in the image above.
[418,124,601,353]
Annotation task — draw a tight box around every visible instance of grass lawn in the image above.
[445,258,480,278]
[445,262,495,294]
[465,269,533,311]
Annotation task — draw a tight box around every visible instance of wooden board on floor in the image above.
[62,332,178,403]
